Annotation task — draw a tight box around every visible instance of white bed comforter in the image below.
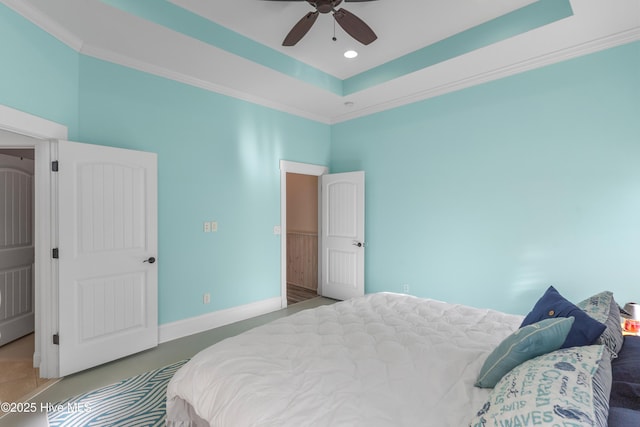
[166,293,523,427]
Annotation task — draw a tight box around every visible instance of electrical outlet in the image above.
[203,222,211,233]
[402,284,410,294]
[203,293,211,304]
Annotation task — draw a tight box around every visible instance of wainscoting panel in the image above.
[286,232,318,291]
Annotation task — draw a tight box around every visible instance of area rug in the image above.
[47,359,188,427]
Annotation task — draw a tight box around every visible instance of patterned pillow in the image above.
[577,291,623,357]
[469,345,607,427]
[475,317,574,388]
[577,291,612,323]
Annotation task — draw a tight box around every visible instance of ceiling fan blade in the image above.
[333,8,377,45]
[261,0,375,1]
[282,11,319,46]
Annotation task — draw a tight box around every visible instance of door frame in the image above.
[0,104,68,378]
[279,160,328,308]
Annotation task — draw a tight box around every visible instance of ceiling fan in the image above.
[265,0,378,47]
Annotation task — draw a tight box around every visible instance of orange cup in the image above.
[624,318,640,333]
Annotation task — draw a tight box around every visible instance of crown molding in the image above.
[1,0,83,51]
[331,27,640,124]
[1,0,331,123]
[4,0,638,125]
[79,44,332,124]
[81,24,640,125]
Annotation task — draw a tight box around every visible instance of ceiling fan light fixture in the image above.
[344,50,358,59]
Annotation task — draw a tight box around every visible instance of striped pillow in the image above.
[578,291,624,357]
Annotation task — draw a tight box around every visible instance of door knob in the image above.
[143,257,156,264]
[352,241,364,248]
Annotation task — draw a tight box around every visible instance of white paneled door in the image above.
[320,171,365,300]
[0,154,34,346]
[57,140,157,376]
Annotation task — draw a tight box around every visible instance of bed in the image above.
[166,290,636,427]
[608,335,640,426]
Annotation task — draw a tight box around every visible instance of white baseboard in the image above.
[158,297,282,344]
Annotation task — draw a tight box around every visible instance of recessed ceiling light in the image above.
[344,101,354,107]
[344,50,358,59]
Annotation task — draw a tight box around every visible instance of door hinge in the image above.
[52,334,59,345]
[52,248,59,259]
[51,161,59,172]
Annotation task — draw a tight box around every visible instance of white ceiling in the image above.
[172,0,538,79]
[3,0,640,123]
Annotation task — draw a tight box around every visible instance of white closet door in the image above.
[0,153,34,346]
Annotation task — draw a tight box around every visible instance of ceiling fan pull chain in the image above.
[332,15,337,41]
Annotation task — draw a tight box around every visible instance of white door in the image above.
[320,171,365,300]
[0,153,34,346]
[57,140,158,376]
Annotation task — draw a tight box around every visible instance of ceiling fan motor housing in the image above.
[313,0,340,14]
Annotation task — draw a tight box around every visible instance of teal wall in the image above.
[0,3,79,137]
[3,3,639,322]
[332,41,640,315]
[76,56,331,324]
[0,5,330,325]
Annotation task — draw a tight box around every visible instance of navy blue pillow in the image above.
[520,286,606,348]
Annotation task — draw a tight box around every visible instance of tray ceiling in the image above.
[3,0,639,123]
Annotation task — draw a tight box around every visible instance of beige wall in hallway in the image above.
[286,173,318,233]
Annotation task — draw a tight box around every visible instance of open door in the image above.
[0,153,34,346]
[320,171,365,300]
[56,140,158,376]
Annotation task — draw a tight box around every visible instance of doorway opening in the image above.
[0,147,57,405]
[279,161,328,308]
[285,173,319,305]
[0,108,65,381]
